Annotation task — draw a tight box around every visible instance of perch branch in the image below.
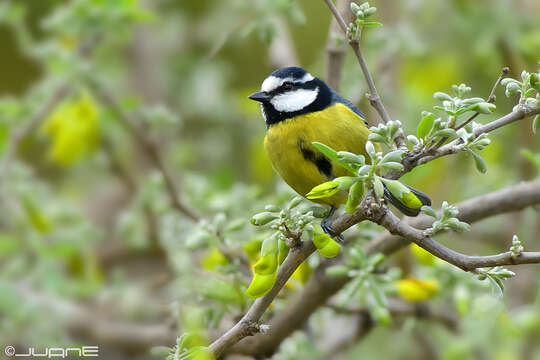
[323,0,395,128]
[229,179,540,356]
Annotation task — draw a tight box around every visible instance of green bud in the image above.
[421,205,437,218]
[264,204,281,212]
[505,82,521,97]
[372,306,391,327]
[471,102,496,114]
[364,7,376,16]
[373,177,384,199]
[358,165,371,176]
[253,254,278,274]
[350,2,360,14]
[251,212,279,226]
[365,141,376,158]
[246,272,277,298]
[287,196,303,210]
[345,180,364,213]
[306,181,340,199]
[261,234,278,256]
[368,133,387,143]
[433,92,452,101]
[406,135,419,146]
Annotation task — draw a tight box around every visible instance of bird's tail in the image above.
[383,183,431,217]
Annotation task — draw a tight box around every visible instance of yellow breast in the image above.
[264,102,372,206]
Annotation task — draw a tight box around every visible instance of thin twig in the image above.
[427,67,510,153]
[90,83,199,221]
[324,0,350,90]
[376,209,540,271]
[326,298,458,332]
[102,137,162,249]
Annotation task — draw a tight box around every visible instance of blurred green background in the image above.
[0,0,539,359]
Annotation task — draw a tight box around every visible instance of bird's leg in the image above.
[321,207,344,244]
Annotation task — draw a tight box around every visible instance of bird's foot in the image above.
[321,208,344,244]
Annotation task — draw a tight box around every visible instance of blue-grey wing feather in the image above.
[329,90,368,125]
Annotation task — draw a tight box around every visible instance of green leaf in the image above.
[417,112,436,139]
[533,115,539,135]
[312,142,338,162]
[470,150,487,173]
[326,265,349,278]
[363,21,382,27]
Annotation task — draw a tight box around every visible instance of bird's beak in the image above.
[248,91,270,103]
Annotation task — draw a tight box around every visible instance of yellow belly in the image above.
[264,102,372,207]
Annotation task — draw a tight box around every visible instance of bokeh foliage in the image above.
[0,0,539,359]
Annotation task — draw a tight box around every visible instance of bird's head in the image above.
[249,67,331,126]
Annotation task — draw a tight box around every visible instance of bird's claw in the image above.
[321,220,345,244]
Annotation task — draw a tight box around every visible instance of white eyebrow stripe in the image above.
[260,72,315,92]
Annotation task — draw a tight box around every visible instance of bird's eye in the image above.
[282,82,293,91]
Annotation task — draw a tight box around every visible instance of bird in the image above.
[248,66,430,238]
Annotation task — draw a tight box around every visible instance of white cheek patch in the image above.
[260,72,315,92]
[260,103,268,123]
[270,87,319,112]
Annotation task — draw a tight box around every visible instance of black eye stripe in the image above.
[268,79,316,95]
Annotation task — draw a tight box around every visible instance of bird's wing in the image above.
[330,92,368,126]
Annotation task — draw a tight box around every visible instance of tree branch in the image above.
[209,212,368,358]
[229,179,540,356]
[377,208,540,271]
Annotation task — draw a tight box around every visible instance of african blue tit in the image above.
[249,67,430,236]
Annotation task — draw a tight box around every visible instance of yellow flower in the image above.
[292,261,311,284]
[410,243,436,266]
[42,93,100,166]
[395,278,439,302]
[201,248,228,271]
[21,196,52,234]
